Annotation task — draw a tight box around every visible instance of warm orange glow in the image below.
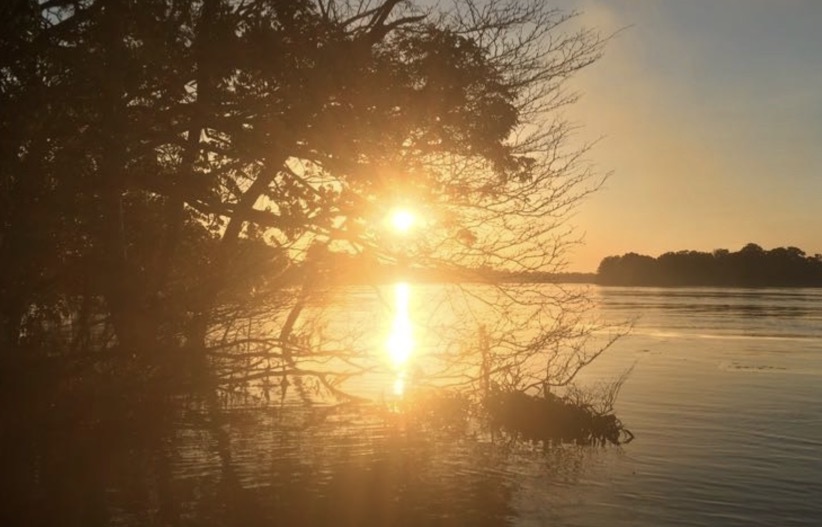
[392,374,406,397]
[386,282,414,396]
[389,208,416,233]
[387,282,413,368]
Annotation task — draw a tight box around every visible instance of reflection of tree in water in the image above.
[1,385,178,526]
[4,398,623,526]
[169,407,519,527]
[2,375,631,527]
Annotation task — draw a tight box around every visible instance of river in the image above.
[164,285,822,526]
[24,285,820,526]
[559,286,822,526]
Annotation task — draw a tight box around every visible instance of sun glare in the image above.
[389,208,416,233]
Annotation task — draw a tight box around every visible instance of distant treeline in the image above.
[597,244,822,287]
[322,253,597,285]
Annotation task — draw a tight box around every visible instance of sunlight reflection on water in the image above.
[156,286,822,526]
[386,282,414,396]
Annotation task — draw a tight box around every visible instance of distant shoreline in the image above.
[324,270,822,288]
[595,243,822,288]
[320,243,822,288]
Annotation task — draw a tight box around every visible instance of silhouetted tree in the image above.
[1,2,622,522]
[2,0,612,398]
[597,243,822,287]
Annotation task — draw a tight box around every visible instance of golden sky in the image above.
[556,0,822,271]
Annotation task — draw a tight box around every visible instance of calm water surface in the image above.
[566,286,822,527]
[174,286,822,526]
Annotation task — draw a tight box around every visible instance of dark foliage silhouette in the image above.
[0,1,615,524]
[597,244,822,287]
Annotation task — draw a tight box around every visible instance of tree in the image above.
[596,244,822,287]
[2,2,628,521]
[1,0,616,409]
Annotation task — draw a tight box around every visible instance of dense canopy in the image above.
[1,0,608,396]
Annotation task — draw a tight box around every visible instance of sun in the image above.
[389,208,416,233]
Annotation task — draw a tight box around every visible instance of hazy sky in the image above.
[551,1,822,271]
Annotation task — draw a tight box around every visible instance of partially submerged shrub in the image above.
[380,382,632,447]
[485,389,633,446]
